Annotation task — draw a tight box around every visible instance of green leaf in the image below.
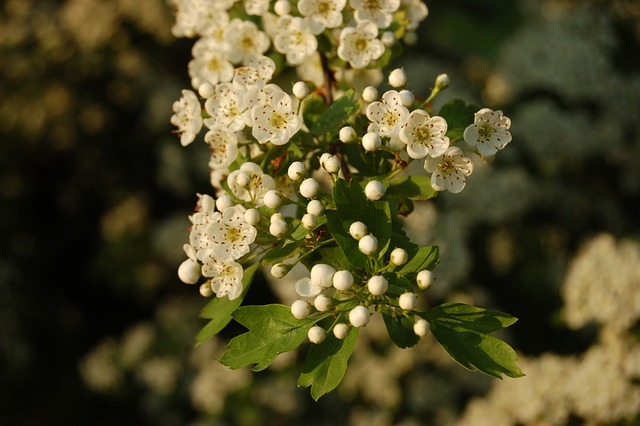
[421,303,523,379]
[310,90,359,136]
[396,245,439,281]
[219,304,330,371]
[438,99,478,142]
[261,240,300,266]
[387,175,438,200]
[382,306,420,349]
[385,273,414,297]
[303,92,328,129]
[298,327,359,400]
[195,263,259,345]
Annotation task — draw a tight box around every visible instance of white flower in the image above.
[463,108,512,156]
[226,162,276,205]
[273,15,318,66]
[366,90,409,138]
[188,36,234,89]
[205,259,244,300]
[172,0,231,38]
[295,277,323,298]
[203,83,247,132]
[223,19,270,64]
[350,0,400,28]
[424,146,474,193]
[337,20,385,69]
[297,0,346,34]
[205,129,238,169]
[400,110,450,159]
[244,0,270,16]
[401,0,429,31]
[206,205,257,260]
[251,91,302,145]
[171,89,203,147]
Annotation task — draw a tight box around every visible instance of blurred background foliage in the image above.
[2,0,640,425]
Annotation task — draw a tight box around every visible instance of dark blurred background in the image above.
[2,0,640,425]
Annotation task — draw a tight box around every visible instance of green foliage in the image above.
[438,99,478,142]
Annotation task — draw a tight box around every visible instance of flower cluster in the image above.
[170,0,518,398]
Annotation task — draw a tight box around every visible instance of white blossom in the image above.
[188,36,234,89]
[297,0,346,34]
[171,89,203,147]
[226,162,276,205]
[337,20,385,69]
[424,146,474,193]
[205,258,244,300]
[350,0,400,29]
[205,205,257,260]
[464,108,512,156]
[251,91,301,145]
[400,110,450,159]
[205,129,238,169]
[366,90,409,138]
[203,83,247,132]
[273,15,318,66]
[223,19,270,64]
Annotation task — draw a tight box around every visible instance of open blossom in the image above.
[400,110,450,159]
[223,19,270,64]
[463,108,512,156]
[203,83,247,132]
[172,0,232,38]
[297,0,346,34]
[227,162,276,205]
[188,36,234,89]
[273,15,318,65]
[171,89,203,147]
[401,0,429,31]
[350,0,400,28]
[244,0,270,16]
[206,205,257,260]
[202,258,244,300]
[366,89,409,138]
[251,91,302,145]
[337,20,385,69]
[424,146,474,193]
[205,129,238,169]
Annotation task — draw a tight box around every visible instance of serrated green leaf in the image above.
[195,263,259,345]
[387,175,438,200]
[310,90,359,136]
[298,327,359,400]
[385,273,414,297]
[382,306,420,349]
[260,240,300,266]
[438,99,478,142]
[396,245,439,281]
[420,303,523,378]
[219,305,330,371]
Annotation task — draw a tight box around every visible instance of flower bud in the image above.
[292,80,309,99]
[199,283,213,297]
[362,86,378,102]
[307,199,324,216]
[399,292,417,310]
[381,31,395,47]
[263,190,283,209]
[235,171,251,188]
[198,82,214,98]
[291,299,310,319]
[310,263,336,288]
[269,219,288,237]
[178,259,201,284]
[301,213,317,230]
[349,305,370,327]
[362,131,381,151]
[270,263,289,279]
[215,194,233,212]
[398,89,415,107]
[358,234,378,255]
[313,294,333,312]
[308,325,326,343]
[416,269,433,289]
[274,0,291,15]
[349,221,368,240]
[390,247,408,266]
[332,270,354,291]
[365,180,385,200]
[435,73,450,90]
[270,212,284,223]
[288,161,306,180]
[321,154,341,174]
[339,126,357,142]
[403,31,418,46]
[299,177,320,199]
[333,323,350,339]
[367,275,388,296]
[414,318,430,336]
[388,68,407,88]
[244,208,261,226]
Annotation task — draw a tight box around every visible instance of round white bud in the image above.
[292,80,309,99]
[362,131,381,151]
[364,180,385,200]
[332,270,354,291]
[399,292,418,310]
[199,283,213,297]
[198,194,216,212]
[274,0,291,15]
[435,73,450,90]
[301,213,317,230]
[291,299,310,319]
[215,194,233,212]
[398,89,415,107]
[308,325,326,343]
[269,219,288,237]
[416,270,434,290]
[288,161,306,180]
[333,323,350,339]
[349,221,368,240]
[178,259,201,284]
[263,190,283,209]
[388,68,407,88]
[235,171,251,188]
[367,275,388,296]
[270,263,289,279]
[270,212,284,223]
[414,318,430,337]
[310,263,336,288]
[362,86,378,102]
[244,208,261,226]
[198,82,215,98]
[307,199,324,216]
[299,177,320,199]
[339,126,357,142]
[390,247,408,266]
[349,305,371,328]
[381,31,395,47]
[322,155,341,174]
[313,294,333,312]
[403,31,418,46]
[358,234,378,255]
